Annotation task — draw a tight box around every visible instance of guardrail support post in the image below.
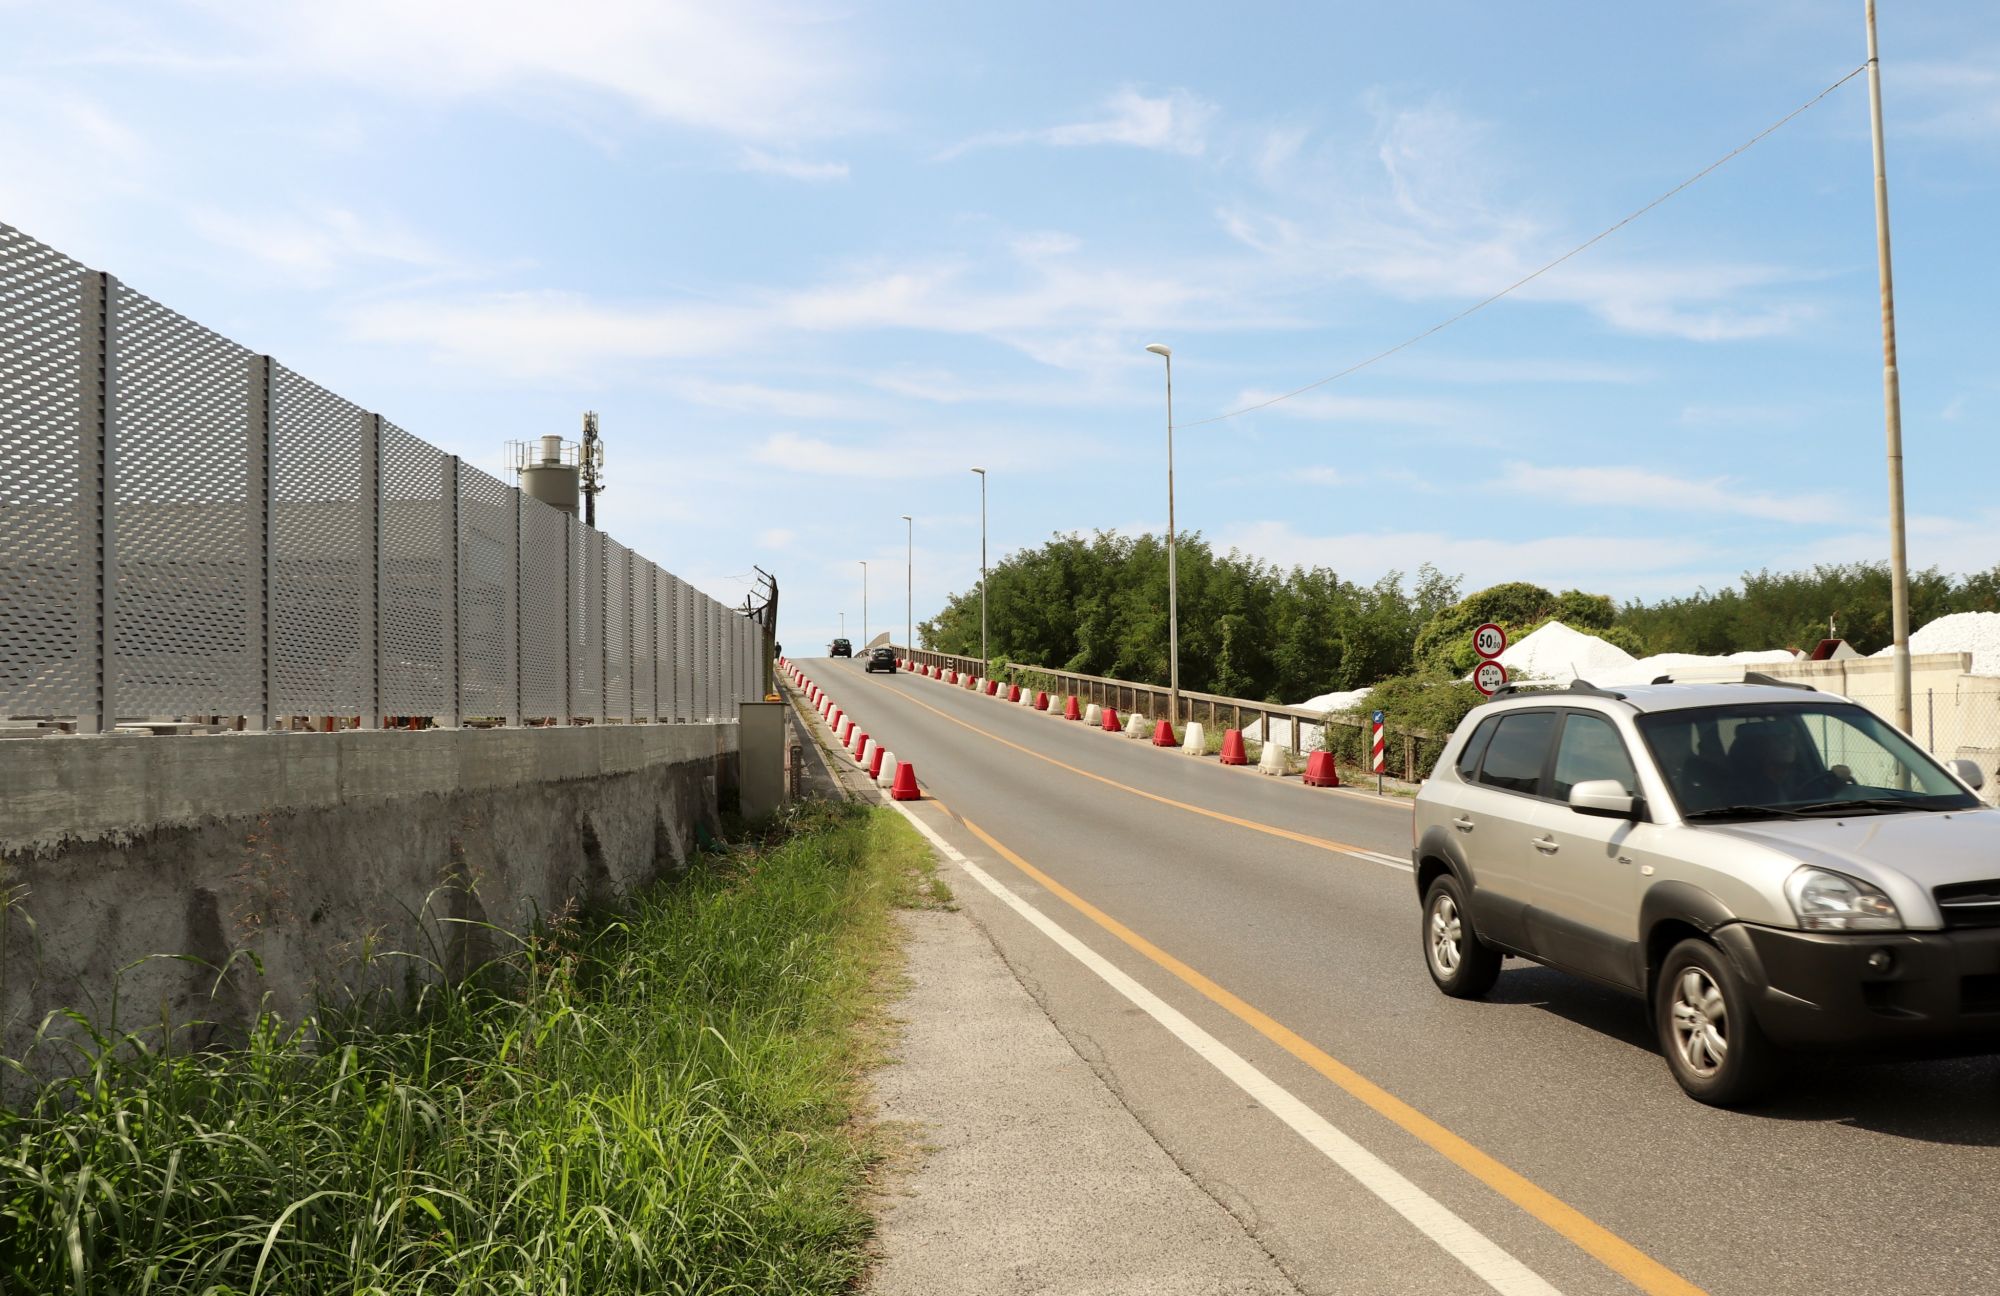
[248,354,273,730]
[77,271,116,734]
[443,454,461,728]
[359,411,381,729]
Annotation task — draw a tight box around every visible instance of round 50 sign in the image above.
[1473,660,1508,696]
[1472,622,1506,659]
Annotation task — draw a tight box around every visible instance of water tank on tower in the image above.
[510,434,580,516]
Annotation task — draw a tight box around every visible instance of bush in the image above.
[1323,672,1489,778]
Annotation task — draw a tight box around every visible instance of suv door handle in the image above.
[1532,835,1559,854]
[1451,816,1474,832]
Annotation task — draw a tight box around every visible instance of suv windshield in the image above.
[1635,701,1977,819]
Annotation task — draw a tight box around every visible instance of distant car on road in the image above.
[865,646,897,673]
[1414,675,1996,1105]
[829,638,852,658]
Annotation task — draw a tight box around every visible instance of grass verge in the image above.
[1,802,942,1295]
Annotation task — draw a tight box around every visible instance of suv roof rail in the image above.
[1487,679,1627,702]
[1741,671,1815,692]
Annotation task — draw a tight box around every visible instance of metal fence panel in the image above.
[517,495,567,721]
[378,421,451,717]
[457,464,515,722]
[0,226,88,718]
[270,366,369,718]
[109,291,259,719]
[605,538,631,722]
[570,518,603,721]
[632,556,656,722]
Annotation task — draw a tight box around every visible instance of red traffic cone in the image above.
[850,729,869,759]
[1151,719,1177,747]
[1007,683,1021,702]
[868,745,886,777]
[1304,751,1341,787]
[1102,707,1120,732]
[947,670,957,684]
[890,760,921,801]
[1064,695,1081,720]
[1220,729,1248,765]
[1036,691,1050,711]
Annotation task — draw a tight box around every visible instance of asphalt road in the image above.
[801,656,2000,1296]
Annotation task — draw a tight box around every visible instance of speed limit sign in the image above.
[1472,622,1506,660]
[1473,660,1508,696]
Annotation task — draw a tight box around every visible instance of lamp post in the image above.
[970,467,988,668]
[901,514,913,655]
[859,560,868,646]
[1145,343,1180,724]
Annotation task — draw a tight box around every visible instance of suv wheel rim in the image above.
[1669,967,1729,1077]
[1429,894,1462,975]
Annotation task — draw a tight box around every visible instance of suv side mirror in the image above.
[1569,779,1641,819]
[1950,758,1986,791]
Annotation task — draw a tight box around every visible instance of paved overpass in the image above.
[796,653,2000,1296]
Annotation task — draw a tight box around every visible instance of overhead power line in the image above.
[1177,63,1871,431]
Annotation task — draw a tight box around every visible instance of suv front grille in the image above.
[1934,881,2000,930]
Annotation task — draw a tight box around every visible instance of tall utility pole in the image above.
[860,560,869,645]
[1866,0,1912,735]
[1146,344,1180,724]
[970,468,988,666]
[901,515,913,653]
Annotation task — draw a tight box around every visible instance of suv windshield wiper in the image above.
[1682,804,1815,822]
[1787,796,1930,816]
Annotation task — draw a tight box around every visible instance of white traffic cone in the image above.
[1181,720,1206,756]
[1123,711,1149,739]
[1257,737,1288,776]
[875,752,898,789]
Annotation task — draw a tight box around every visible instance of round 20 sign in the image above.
[1473,660,1508,696]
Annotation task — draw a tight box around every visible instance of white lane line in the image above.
[884,797,1562,1296]
[1344,847,1415,873]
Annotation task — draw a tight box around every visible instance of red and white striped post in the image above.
[1370,709,1386,795]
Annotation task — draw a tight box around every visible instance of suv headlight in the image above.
[1784,867,1903,931]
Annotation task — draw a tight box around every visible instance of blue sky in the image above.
[5,1,1996,650]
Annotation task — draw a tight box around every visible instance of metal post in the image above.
[248,354,273,730]
[560,515,572,724]
[1866,0,1912,735]
[78,272,115,734]
[444,454,462,727]
[1164,355,1180,722]
[902,514,913,655]
[361,411,381,729]
[971,467,988,667]
[860,559,868,645]
[509,489,524,727]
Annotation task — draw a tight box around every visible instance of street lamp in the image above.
[1865,0,1912,734]
[859,560,868,646]
[970,467,988,668]
[1145,342,1180,725]
[900,515,913,655]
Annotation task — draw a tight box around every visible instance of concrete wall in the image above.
[0,723,739,1074]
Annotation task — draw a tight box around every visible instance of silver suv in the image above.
[1413,677,1995,1104]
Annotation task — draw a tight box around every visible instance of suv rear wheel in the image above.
[1422,875,1501,998]
[1654,938,1778,1106]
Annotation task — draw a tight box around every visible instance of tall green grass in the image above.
[0,802,939,1295]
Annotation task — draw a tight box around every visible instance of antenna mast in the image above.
[580,410,604,527]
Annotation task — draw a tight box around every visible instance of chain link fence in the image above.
[1,221,763,732]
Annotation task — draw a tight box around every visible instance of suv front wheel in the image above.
[1654,938,1778,1106]
[1422,875,1501,998]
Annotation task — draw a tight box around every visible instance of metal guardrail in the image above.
[0,221,764,732]
[890,646,1436,778]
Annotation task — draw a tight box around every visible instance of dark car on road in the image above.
[829,638,852,657]
[865,646,897,673]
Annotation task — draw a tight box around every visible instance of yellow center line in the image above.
[852,671,1401,864]
[956,812,1705,1296]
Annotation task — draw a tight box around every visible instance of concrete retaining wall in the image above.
[0,724,739,1073]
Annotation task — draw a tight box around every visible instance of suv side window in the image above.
[1474,711,1556,796]
[1550,712,1638,802]
[1455,716,1501,780]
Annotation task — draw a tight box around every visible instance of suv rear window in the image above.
[1475,711,1556,796]
[1455,716,1500,780]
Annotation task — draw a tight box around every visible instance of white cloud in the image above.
[1495,462,1841,524]
[1228,389,1467,427]
[1898,55,2000,140]
[1297,465,1343,485]
[341,291,764,376]
[153,0,867,142]
[757,527,796,549]
[186,205,446,285]
[738,148,849,181]
[941,87,1216,159]
[670,377,870,420]
[1217,97,1820,345]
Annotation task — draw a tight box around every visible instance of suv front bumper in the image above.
[1716,922,2000,1052]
